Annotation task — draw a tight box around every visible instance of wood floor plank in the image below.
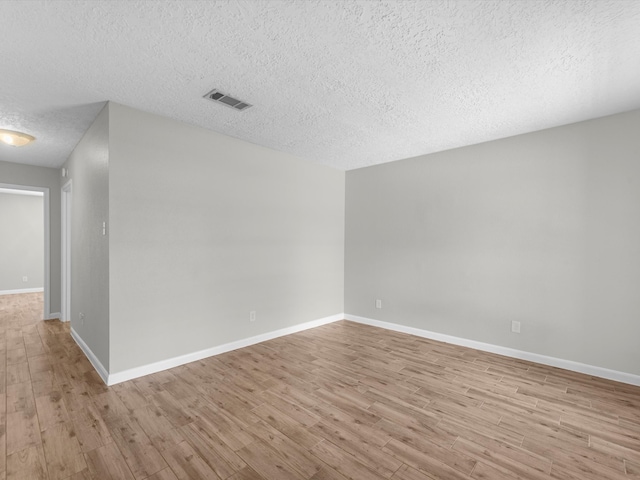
[179,421,246,478]
[549,459,629,480]
[521,435,627,476]
[92,390,131,422]
[160,440,221,480]
[390,464,435,480]
[560,413,640,450]
[65,469,92,480]
[258,388,321,428]
[310,419,402,477]
[471,461,523,480]
[236,438,303,480]
[6,349,26,367]
[195,384,261,426]
[6,411,40,455]
[6,445,48,480]
[58,382,94,415]
[308,467,351,480]
[382,438,474,480]
[104,415,168,479]
[5,383,35,415]
[376,415,456,452]
[590,435,640,466]
[189,404,254,452]
[439,413,524,448]
[452,436,551,480]
[130,406,184,453]
[69,403,114,453]
[248,420,323,478]
[111,383,150,412]
[251,402,322,450]
[311,439,388,480]
[6,364,30,387]
[40,422,87,480]
[226,466,265,480]
[498,411,590,448]
[314,387,381,425]
[626,460,640,477]
[35,391,70,432]
[362,384,429,410]
[84,442,135,479]
[143,468,179,480]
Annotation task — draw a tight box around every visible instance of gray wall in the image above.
[346,109,640,376]
[63,105,110,370]
[108,103,345,374]
[0,192,44,291]
[0,160,61,315]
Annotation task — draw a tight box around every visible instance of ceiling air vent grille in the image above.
[203,89,252,111]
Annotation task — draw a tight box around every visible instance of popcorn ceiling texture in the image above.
[1,0,640,170]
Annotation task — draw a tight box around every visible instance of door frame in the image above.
[61,180,72,322]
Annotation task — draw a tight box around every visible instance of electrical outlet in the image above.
[511,321,521,334]
[79,312,85,326]
[250,311,256,322]
[22,276,28,282]
[375,299,382,309]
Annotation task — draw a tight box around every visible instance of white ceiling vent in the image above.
[203,89,252,111]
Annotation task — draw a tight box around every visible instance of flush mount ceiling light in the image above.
[0,129,36,147]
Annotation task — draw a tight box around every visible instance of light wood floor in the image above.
[1,293,639,479]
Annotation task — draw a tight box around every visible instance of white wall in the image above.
[63,105,110,370]
[0,161,61,315]
[346,109,640,376]
[0,192,44,292]
[107,103,345,374]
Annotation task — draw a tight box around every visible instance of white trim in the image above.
[344,314,640,387]
[47,312,61,320]
[70,327,109,384]
[61,180,72,322]
[43,188,50,319]
[0,288,44,295]
[107,313,344,385]
[0,187,43,196]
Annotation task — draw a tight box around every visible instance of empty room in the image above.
[1,1,639,479]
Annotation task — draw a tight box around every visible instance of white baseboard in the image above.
[107,313,344,386]
[70,327,109,385]
[344,314,640,387]
[0,287,44,296]
[47,312,61,320]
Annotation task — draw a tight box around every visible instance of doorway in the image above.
[0,183,50,320]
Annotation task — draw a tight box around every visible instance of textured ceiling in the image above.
[1,0,640,171]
